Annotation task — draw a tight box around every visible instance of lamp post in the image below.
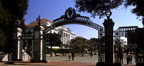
[105,9,112,20]
[103,9,114,65]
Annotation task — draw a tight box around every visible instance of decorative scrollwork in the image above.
[45,7,104,38]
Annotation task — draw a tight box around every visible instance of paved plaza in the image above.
[46,54,98,63]
[0,54,136,66]
[46,54,136,64]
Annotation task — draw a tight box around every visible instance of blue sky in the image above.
[24,0,143,39]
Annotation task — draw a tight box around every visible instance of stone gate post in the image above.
[31,25,41,62]
[103,19,114,65]
[13,20,23,61]
[31,16,47,62]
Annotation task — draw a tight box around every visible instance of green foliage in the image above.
[46,48,70,54]
[69,37,89,54]
[114,39,124,52]
[2,0,28,19]
[69,37,99,56]
[89,38,99,52]
[125,0,144,21]
[46,33,62,47]
[0,29,6,51]
[46,33,62,56]
[0,0,28,53]
[75,0,123,17]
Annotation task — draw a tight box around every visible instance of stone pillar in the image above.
[40,26,47,62]
[103,19,114,65]
[31,25,41,62]
[31,25,47,62]
[13,28,22,61]
[17,28,22,61]
[42,34,47,62]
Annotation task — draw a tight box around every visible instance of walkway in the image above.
[46,54,136,64]
[0,62,136,66]
[46,54,98,63]
[0,54,136,66]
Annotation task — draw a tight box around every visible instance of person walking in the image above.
[71,52,75,60]
[126,53,132,64]
[90,51,93,58]
[68,53,71,61]
[119,52,123,64]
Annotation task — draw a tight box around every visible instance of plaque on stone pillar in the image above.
[35,31,40,38]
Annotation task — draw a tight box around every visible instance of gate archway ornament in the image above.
[45,7,104,38]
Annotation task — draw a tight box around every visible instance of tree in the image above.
[114,39,124,52]
[69,37,89,56]
[1,0,28,30]
[125,0,144,24]
[46,33,62,56]
[89,38,99,55]
[0,29,6,51]
[75,0,123,17]
[0,0,28,53]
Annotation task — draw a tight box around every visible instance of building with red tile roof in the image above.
[26,18,75,47]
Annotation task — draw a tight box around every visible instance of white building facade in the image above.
[26,18,75,45]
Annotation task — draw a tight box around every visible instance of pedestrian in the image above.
[71,52,75,60]
[129,53,132,64]
[126,53,132,64]
[68,53,71,61]
[119,52,123,63]
[90,51,93,58]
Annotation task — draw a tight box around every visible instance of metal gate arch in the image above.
[44,7,105,62]
[45,7,104,38]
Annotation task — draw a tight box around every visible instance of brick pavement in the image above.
[0,61,136,66]
[0,62,96,66]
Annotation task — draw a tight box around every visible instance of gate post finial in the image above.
[36,15,41,26]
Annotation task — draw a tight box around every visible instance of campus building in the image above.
[26,18,75,46]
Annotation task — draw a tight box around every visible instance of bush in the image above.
[0,29,6,51]
[46,48,71,54]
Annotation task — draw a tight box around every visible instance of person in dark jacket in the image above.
[71,52,75,60]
